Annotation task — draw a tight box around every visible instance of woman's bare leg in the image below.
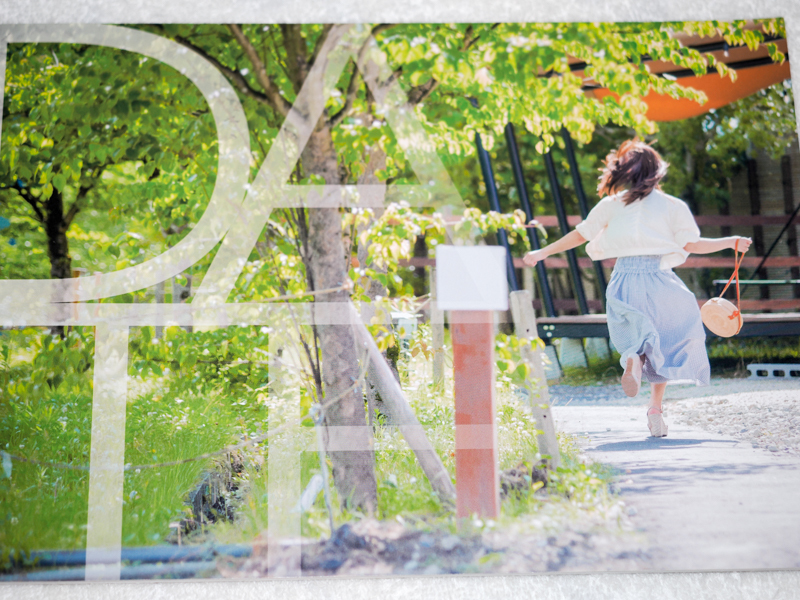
[648,382,667,414]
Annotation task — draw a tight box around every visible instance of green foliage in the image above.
[129,326,271,394]
[1,321,623,557]
[1,41,218,279]
[0,326,273,561]
[0,213,50,279]
[495,333,543,388]
[123,326,273,546]
[707,336,800,363]
[1,42,217,207]
[547,435,617,506]
[0,328,94,559]
[348,202,543,304]
[292,356,616,538]
[655,79,796,216]
[204,326,621,544]
[370,20,785,168]
[558,354,625,387]
[3,20,791,293]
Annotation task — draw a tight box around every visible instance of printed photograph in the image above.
[0,19,798,581]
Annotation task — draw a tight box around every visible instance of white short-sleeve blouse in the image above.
[574,189,701,270]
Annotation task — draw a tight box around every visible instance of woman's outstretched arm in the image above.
[684,236,752,254]
[523,229,587,267]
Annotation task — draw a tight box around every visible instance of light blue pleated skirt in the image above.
[606,255,710,386]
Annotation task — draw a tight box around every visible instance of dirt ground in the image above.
[220,512,648,578]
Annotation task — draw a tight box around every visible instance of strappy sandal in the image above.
[621,354,644,397]
[647,406,668,438]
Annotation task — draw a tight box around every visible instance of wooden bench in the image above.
[537,312,800,339]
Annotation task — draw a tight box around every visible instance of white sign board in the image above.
[436,245,509,311]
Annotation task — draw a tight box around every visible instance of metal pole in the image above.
[781,155,800,299]
[746,157,769,299]
[543,149,589,315]
[744,199,800,285]
[505,123,556,317]
[475,132,520,292]
[560,128,607,306]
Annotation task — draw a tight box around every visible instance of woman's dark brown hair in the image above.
[597,139,668,205]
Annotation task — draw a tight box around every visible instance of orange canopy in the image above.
[592,60,791,122]
[574,33,791,122]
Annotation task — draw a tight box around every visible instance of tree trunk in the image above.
[44,190,72,280]
[411,234,427,297]
[44,190,72,337]
[303,125,378,512]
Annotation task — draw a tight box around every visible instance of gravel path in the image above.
[553,379,800,571]
[669,389,800,456]
[549,376,799,407]
[550,377,800,457]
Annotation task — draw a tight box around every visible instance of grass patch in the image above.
[0,326,271,566]
[550,335,800,383]
[211,325,625,543]
[706,336,800,365]
[557,354,623,387]
[2,323,625,568]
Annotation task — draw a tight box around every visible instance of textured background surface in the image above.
[1,1,799,598]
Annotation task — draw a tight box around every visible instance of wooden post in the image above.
[451,312,500,518]
[435,245,509,519]
[429,266,445,391]
[523,266,534,296]
[509,290,561,470]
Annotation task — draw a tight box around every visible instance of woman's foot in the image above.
[647,405,668,438]
[621,355,644,397]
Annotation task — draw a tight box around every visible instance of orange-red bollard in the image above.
[451,311,500,519]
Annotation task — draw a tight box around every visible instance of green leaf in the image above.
[115,100,130,117]
[89,143,107,163]
[52,173,67,191]
[14,162,31,181]
[510,363,530,385]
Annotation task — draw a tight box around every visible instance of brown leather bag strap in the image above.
[718,239,743,320]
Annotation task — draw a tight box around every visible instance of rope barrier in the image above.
[252,281,354,302]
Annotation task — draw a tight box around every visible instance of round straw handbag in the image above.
[700,240,744,338]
